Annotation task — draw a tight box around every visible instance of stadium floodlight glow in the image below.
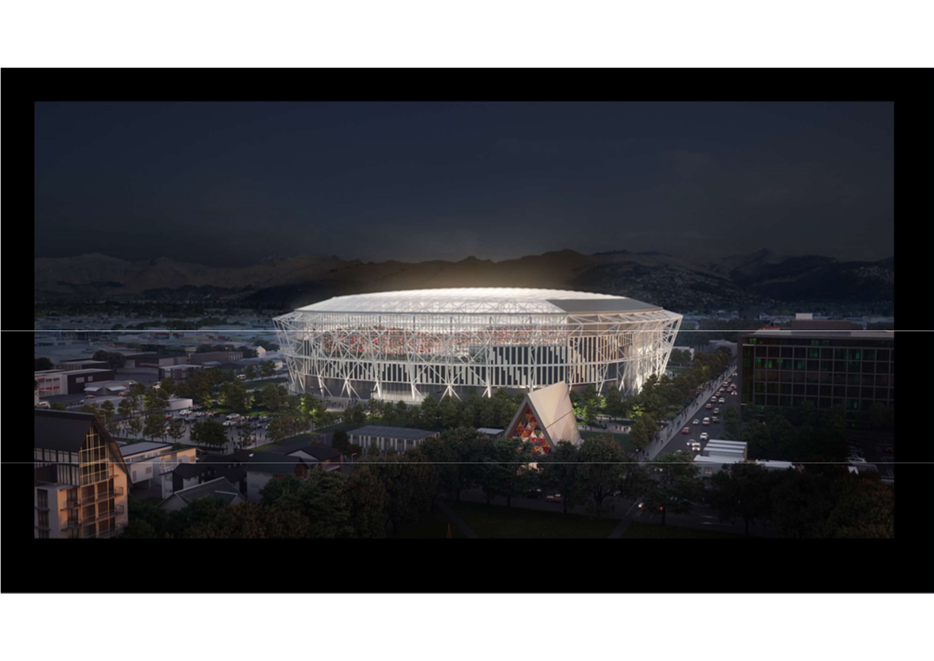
[274,288,682,402]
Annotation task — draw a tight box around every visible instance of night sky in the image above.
[34,102,894,266]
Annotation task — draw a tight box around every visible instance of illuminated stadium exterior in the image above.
[274,288,683,402]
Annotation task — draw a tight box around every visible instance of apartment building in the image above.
[34,409,131,539]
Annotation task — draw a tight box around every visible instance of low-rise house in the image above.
[158,477,246,512]
[348,425,436,454]
[229,450,309,502]
[117,441,196,491]
[286,443,343,471]
[168,454,247,499]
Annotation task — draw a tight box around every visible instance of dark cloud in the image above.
[34,102,893,266]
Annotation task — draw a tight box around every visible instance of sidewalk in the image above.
[644,365,736,460]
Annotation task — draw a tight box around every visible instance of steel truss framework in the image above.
[274,290,682,402]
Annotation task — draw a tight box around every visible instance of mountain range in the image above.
[35,249,894,314]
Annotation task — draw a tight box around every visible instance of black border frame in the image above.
[3,68,931,593]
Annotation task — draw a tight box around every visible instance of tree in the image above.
[122,519,156,539]
[127,415,143,439]
[418,428,491,502]
[579,435,626,513]
[261,383,284,411]
[166,418,186,445]
[708,462,776,535]
[439,395,459,428]
[35,357,54,371]
[186,502,311,539]
[629,415,657,451]
[722,404,742,440]
[331,429,351,454]
[160,376,177,399]
[770,469,835,538]
[192,418,227,451]
[420,394,439,428]
[348,403,367,426]
[261,471,354,538]
[260,361,276,378]
[346,466,390,538]
[539,441,587,514]
[143,413,167,441]
[244,365,257,381]
[604,386,624,421]
[99,400,116,430]
[642,451,703,525]
[478,437,535,508]
[219,379,250,413]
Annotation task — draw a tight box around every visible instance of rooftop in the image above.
[348,425,437,441]
[169,477,242,506]
[745,329,894,341]
[288,443,342,462]
[35,409,97,452]
[294,288,664,316]
[119,441,172,458]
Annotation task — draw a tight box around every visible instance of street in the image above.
[645,364,737,460]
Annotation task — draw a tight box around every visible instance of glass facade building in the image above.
[737,330,894,414]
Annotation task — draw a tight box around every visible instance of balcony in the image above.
[66,487,124,509]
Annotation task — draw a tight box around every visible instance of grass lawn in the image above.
[245,377,288,390]
[392,507,466,539]
[579,430,636,453]
[446,501,617,538]
[621,521,747,539]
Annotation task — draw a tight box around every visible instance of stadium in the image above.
[274,288,683,402]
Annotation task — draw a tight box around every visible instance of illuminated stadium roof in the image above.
[296,288,662,316]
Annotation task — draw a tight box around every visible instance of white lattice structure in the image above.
[274,288,682,402]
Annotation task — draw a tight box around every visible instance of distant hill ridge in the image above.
[35,249,894,311]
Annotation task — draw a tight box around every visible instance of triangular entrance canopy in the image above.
[506,381,581,454]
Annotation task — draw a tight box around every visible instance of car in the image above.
[848,456,867,463]
[681,427,690,434]
[713,408,720,414]
[711,416,719,423]
[699,432,709,441]
[718,398,726,403]
[526,488,543,499]
[689,442,701,452]
[692,419,700,425]
[545,493,562,503]
[702,418,710,426]
[705,404,712,410]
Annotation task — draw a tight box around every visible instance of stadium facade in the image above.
[274,288,682,402]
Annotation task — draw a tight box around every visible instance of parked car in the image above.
[545,493,562,503]
[526,488,543,499]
